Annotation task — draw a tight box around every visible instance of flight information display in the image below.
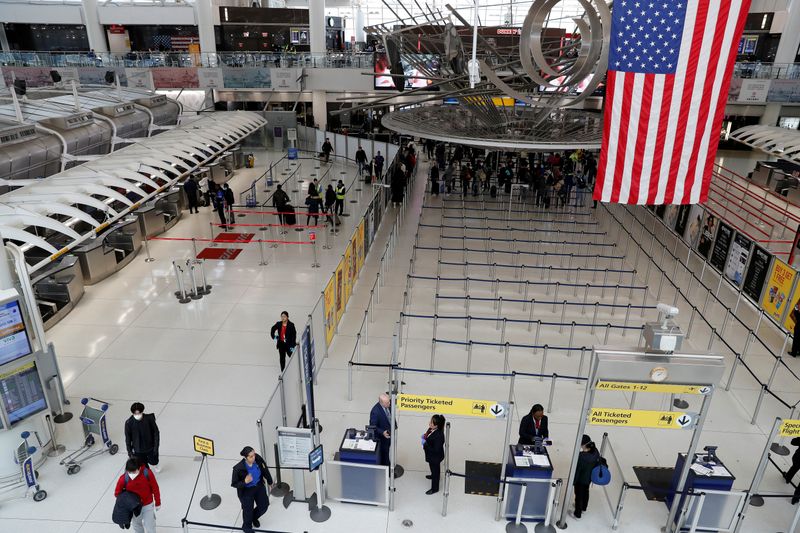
[0,299,32,366]
[0,361,47,424]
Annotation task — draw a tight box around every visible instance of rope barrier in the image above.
[182,519,295,533]
[440,214,599,225]
[434,294,656,310]
[409,274,645,291]
[414,245,624,260]
[212,222,325,229]
[233,208,311,215]
[401,313,643,330]
[439,235,616,247]
[438,260,634,274]
[419,222,606,235]
[147,237,312,245]
[435,337,589,353]
[446,470,525,487]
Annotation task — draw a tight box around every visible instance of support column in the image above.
[0,24,10,52]
[762,0,800,126]
[312,90,327,132]
[81,0,108,53]
[354,5,366,43]
[309,0,326,56]
[194,0,217,66]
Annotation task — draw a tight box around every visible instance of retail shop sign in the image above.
[595,381,711,395]
[589,408,697,429]
[397,394,507,419]
[193,435,215,456]
[779,419,800,437]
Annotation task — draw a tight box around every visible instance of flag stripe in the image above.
[630,74,654,204]
[620,73,647,203]
[599,70,623,202]
[612,73,637,203]
[646,75,673,205]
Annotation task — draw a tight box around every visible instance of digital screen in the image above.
[374,53,440,90]
[0,361,47,424]
[710,222,734,273]
[0,299,32,366]
[308,444,324,471]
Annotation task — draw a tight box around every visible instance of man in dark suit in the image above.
[369,393,393,466]
[518,404,549,445]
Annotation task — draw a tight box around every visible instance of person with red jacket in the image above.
[114,458,161,533]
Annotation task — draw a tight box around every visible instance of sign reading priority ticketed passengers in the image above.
[397,394,507,419]
[589,408,697,429]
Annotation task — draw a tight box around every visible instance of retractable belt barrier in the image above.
[438,214,599,225]
[419,222,606,235]
[408,274,646,291]
[422,203,596,217]
[414,245,624,260]
[438,234,616,247]
[149,236,312,245]
[437,260,634,275]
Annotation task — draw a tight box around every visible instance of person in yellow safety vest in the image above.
[335,180,346,216]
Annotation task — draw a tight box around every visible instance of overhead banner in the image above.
[742,246,771,303]
[724,232,753,286]
[323,276,336,346]
[709,222,734,273]
[762,258,795,323]
[697,211,718,259]
[271,68,302,90]
[588,408,697,429]
[198,68,225,89]
[335,257,345,323]
[397,394,507,419]
[152,67,199,89]
[596,381,712,395]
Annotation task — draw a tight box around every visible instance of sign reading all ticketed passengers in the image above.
[397,394,507,419]
[589,408,697,429]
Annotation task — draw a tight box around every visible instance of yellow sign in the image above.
[356,221,366,272]
[335,257,345,323]
[323,276,337,347]
[761,259,796,323]
[589,408,695,429]
[596,381,712,395]
[193,435,215,456]
[780,419,800,437]
[397,394,507,419]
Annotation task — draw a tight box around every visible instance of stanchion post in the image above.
[494,373,516,521]
[547,373,557,413]
[199,454,222,510]
[442,422,451,517]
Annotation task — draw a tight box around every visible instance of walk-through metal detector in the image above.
[555,347,725,532]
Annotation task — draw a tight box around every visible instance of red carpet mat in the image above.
[196,248,242,260]
[213,232,254,243]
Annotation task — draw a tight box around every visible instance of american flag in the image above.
[594,0,751,205]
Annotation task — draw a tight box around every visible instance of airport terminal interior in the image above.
[3,0,800,532]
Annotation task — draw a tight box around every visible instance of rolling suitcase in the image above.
[431,181,440,195]
[284,205,297,226]
[490,185,497,198]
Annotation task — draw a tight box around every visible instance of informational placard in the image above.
[588,408,697,429]
[779,419,800,437]
[724,231,753,286]
[784,286,800,332]
[308,444,324,471]
[0,297,32,366]
[737,79,772,103]
[0,361,47,425]
[762,259,796,323]
[709,222,734,272]
[742,246,771,302]
[277,427,314,468]
[287,128,297,142]
[323,277,336,346]
[197,68,225,89]
[397,393,507,419]
[193,435,215,456]
[301,325,315,421]
[680,205,705,247]
[595,381,712,395]
[696,211,718,259]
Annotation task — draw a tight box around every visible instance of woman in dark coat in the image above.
[571,435,600,519]
[422,414,446,495]
[269,311,297,371]
[231,446,273,533]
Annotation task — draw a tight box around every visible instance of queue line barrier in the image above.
[437,234,616,247]
[423,201,595,217]
[418,222,606,236]
[436,259,636,277]
[437,213,599,226]
[414,245,624,261]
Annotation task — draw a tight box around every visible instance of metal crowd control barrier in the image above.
[171,259,210,304]
[324,460,390,506]
[502,477,562,532]
[599,433,629,530]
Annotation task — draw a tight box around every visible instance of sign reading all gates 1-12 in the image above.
[397,394,507,419]
[589,408,697,429]
[596,381,712,395]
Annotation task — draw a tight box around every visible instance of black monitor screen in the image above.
[0,361,47,424]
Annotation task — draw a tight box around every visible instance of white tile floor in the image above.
[1,149,797,533]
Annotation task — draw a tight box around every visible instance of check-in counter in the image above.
[73,216,142,284]
[32,255,85,330]
[137,188,183,238]
[208,161,230,184]
[503,444,555,521]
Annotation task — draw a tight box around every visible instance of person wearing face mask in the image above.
[125,402,161,473]
[114,457,161,533]
[232,446,274,533]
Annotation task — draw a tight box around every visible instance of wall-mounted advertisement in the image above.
[663,205,680,230]
[221,67,271,88]
[724,232,753,286]
[767,79,800,103]
[742,245,771,302]
[323,277,336,346]
[762,258,795,323]
[151,67,199,89]
[697,211,719,259]
[710,222,734,273]
[374,53,440,90]
[785,288,800,332]
[680,204,705,247]
[124,68,155,90]
[271,68,302,91]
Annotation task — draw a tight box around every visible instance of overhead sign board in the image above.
[193,435,215,456]
[589,408,697,429]
[595,381,712,395]
[779,419,800,437]
[397,393,507,419]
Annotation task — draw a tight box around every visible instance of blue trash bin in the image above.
[288,147,298,160]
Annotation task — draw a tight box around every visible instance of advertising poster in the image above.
[78,67,126,86]
[221,67,271,88]
[125,68,155,90]
[742,246,771,302]
[767,79,800,103]
[335,257,345,323]
[151,67,198,89]
[655,205,667,219]
[271,68,302,90]
[697,212,719,260]
[673,205,691,237]
[323,277,336,346]
[356,221,366,272]
[762,259,796,323]
[663,205,680,230]
[54,67,80,85]
[343,244,353,309]
[1,67,51,88]
[681,205,705,247]
[710,222,734,273]
[785,286,800,332]
[363,204,374,253]
[724,232,753,286]
[737,79,771,103]
[789,224,800,269]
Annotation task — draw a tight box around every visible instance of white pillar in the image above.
[312,90,327,131]
[0,24,10,52]
[81,0,108,53]
[310,0,326,56]
[354,6,366,43]
[194,0,217,65]
[773,0,800,64]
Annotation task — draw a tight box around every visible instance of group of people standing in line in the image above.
[182,174,237,227]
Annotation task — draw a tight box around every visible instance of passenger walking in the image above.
[783,437,800,484]
[183,177,200,214]
[273,184,290,225]
[324,184,336,226]
[113,458,161,533]
[355,145,368,176]
[374,151,385,180]
[308,178,319,198]
[305,191,321,226]
[223,183,235,225]
[369,393,394,466]
[270,311,297,371]
[214,186,227,227]
[199,175,211,207]
[232,446,273,533]
[335,180,346,216]
[422,414,446,495]
[125,403,161,473]
[570,435,599,520]
[321,137,333,163]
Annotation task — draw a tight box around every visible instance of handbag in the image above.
[591,457,611,486]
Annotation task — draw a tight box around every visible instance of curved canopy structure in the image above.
[0,111,266,273]
[730,126,800,164]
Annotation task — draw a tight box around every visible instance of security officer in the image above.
[335,180,346,216]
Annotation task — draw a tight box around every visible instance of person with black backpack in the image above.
[570,434,600,520]
[113,457,161,533]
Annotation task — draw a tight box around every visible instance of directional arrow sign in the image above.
[398,394,507,419]
[589,408,698,429]
[490,403,505,418]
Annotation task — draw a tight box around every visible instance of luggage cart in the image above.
[60,398,119,475]
[0,431,46,503]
